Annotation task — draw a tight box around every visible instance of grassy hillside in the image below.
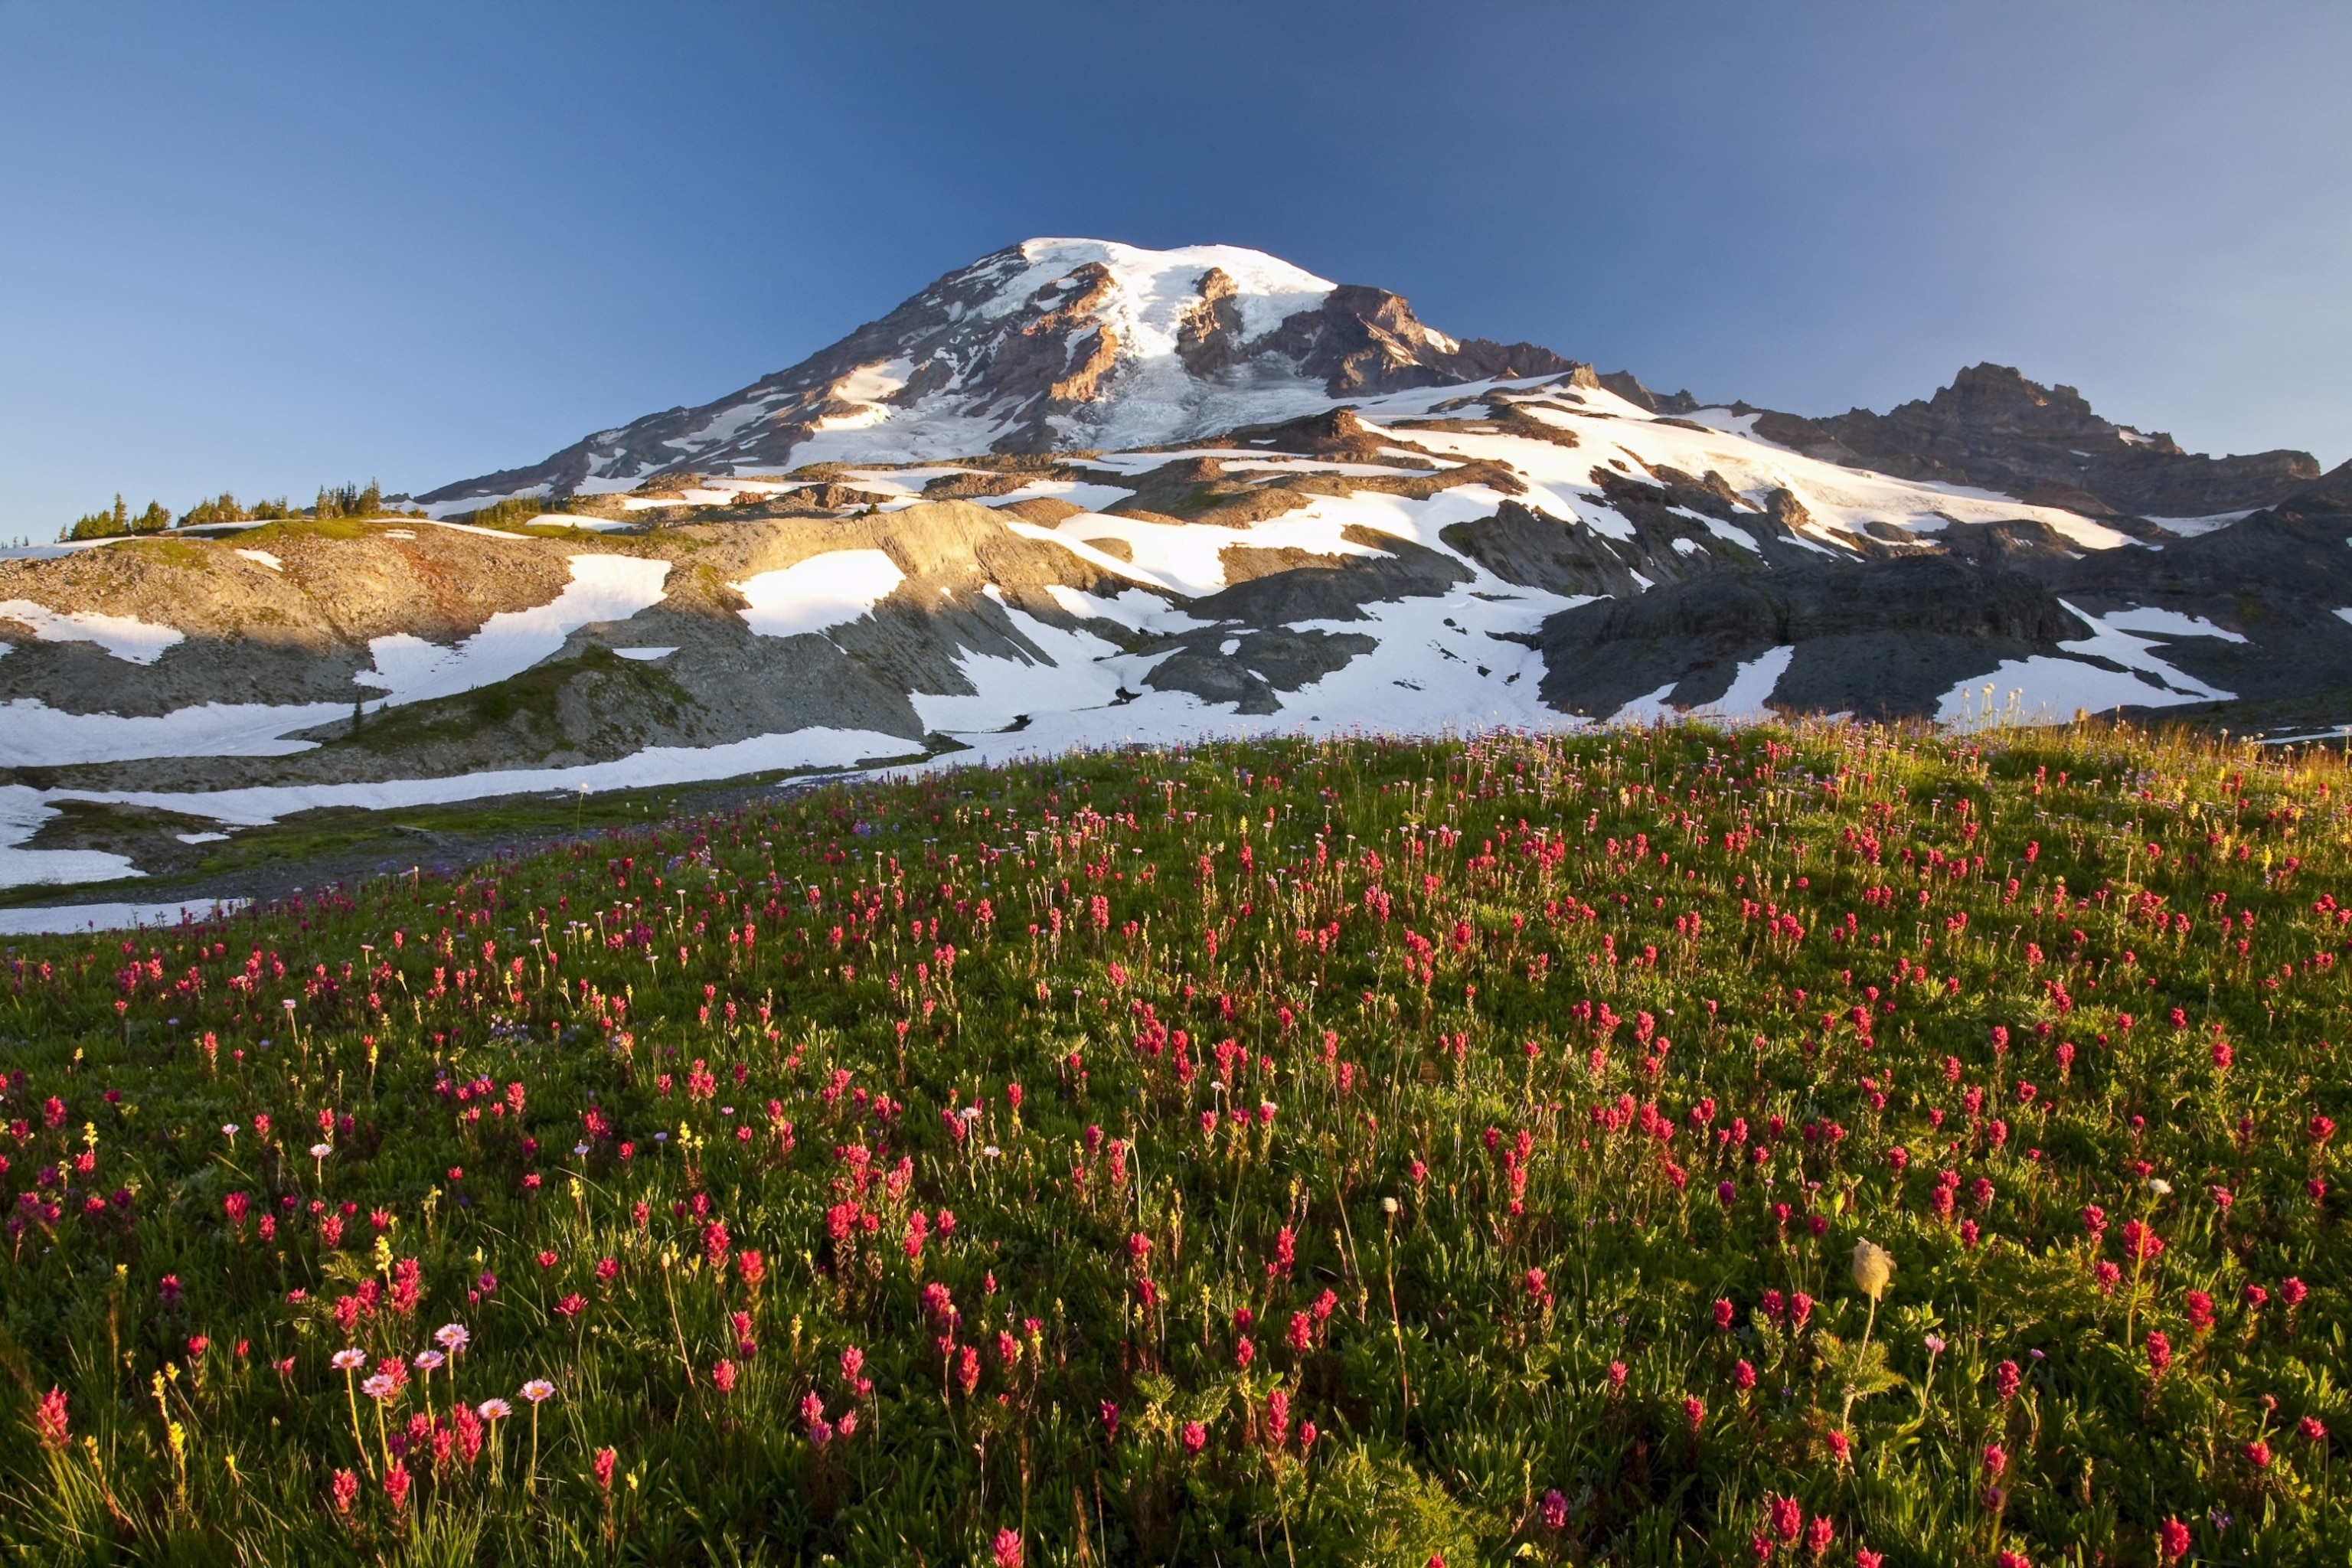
[2,720,2347,1566]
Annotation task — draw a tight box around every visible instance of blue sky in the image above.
[2,2,2346,533]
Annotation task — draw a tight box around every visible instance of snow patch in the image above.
[2145,510,2256,537]
[1938,660,2210,729]
[0,600,185,664]
[0,699,352,767]
[731,550,904,639]
[0,897,250,935]
[50,728,924,831]
[1696,646,1795,720]
[359,554,671,707]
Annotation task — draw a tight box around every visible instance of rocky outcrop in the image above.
[1596,371,1700,416]
[1250,284,1573,396]
[1537,555,2087,721]
[1814,363,2320,519]
[1174,268,1249,377]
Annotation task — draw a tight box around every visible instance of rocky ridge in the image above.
[3,238,2348,895]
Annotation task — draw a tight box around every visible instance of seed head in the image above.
[1851,1240,1895,1301]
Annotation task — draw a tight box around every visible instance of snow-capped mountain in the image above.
[420,240,1573,508]
[3,237,2350,897]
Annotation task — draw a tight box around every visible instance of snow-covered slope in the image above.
[419,239,1570,509]
[7,238,2352,899]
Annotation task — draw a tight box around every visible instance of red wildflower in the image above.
[33,1387,67,1449]
[2119,1220,2164,1263]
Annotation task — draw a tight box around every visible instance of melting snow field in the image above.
[0,719,929,891]
[0,785,141,890]
[0,898,250,936]
[361,554,671,706]
[1612,646,1799,725]
[0,698,353,768]
[0,599,185,663]
[733,550,904,638]
[1938,603,2239,728]
[0,355,2288,897]
[0,553,675,773]
[43,729,923,836]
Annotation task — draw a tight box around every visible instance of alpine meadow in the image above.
[2,717,2347,1566]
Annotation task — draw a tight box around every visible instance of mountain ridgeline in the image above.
[3,237,2350,898]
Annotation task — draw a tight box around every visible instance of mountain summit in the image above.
[420,240,1573,508]
[8,237,2352,897]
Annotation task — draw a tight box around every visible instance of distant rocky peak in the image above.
[1814,361,2317,519]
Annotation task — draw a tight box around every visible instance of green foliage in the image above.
[181,493,295,528]
[69,488,302,543]
[315,481,384,521]
[0,721,2348,1564]
[181,493,249,528]
[62,493,133,541]
[459,495,573,531]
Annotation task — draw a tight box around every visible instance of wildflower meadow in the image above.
[1,720,2347,1566]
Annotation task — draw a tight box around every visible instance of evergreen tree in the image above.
[181,493,250,528]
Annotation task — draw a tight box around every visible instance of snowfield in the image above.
[732,550,905,639]
[0,240,2315,899]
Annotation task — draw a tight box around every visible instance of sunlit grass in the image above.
[1,717,2346,1565]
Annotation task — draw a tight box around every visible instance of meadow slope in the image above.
[2,720,2348,1566]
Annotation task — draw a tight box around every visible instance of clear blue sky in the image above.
[2,2,2346,534]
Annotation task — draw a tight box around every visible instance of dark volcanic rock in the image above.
[1815,364,2318,519]
[1144,627,1377,715]
[1597,371,1700,416]
[1252,285,1573,397]
[1536,556,2085,721]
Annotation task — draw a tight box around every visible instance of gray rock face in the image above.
[1805,363,2320,519]
[1535,556,2086,721]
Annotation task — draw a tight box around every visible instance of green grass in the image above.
[0,719,2347,1565]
